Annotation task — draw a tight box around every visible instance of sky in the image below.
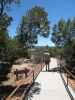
[8,0,75,46]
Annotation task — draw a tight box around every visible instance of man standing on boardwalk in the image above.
[44,52,50,71]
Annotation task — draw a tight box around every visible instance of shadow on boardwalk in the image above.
[25,82,41,100]
[40,66,74,100]
[60,74,74,100]
[42,67,63,73]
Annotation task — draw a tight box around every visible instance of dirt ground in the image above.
[1,62,33,86]
[68,78,75,91]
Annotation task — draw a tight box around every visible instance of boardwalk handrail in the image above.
[6,63,45,100]
[58,58,75,86]
[59,60,75,100]
[63,66,75,79]
[57,58,75,79]
[6,70,33,100]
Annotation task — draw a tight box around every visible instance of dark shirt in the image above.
[44,55,50,64]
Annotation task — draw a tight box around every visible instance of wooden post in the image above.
[59,59,61,73]
[60,65,61,73]
[33,70,34,83]
[48,63,49,71]
[46,65,47,71]
[15,69,18,80]
[67,73,68,86]
[41,64,42,71]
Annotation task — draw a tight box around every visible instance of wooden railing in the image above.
[58,58,75,87]
[63,66,75,86]
[6,63,45,100]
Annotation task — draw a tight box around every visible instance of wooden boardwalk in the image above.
[6,58,75,100]
[27,58,71,100]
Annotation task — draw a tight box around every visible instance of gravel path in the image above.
[27,58,70,100]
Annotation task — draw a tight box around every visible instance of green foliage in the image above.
[52,17,75,48]
[0,0,20,16]
[17,6,50,48]
[51,18,66,47]
[0,13,12,31]
[0,0,22,62]
[0,13,12,45]
[0,0,22,82]
[8,37,29,60]
[52,17,75,70]
[64,40,75,68]
[0,14,12,62]
[48,47,64,57]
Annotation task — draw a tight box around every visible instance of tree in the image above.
[0,0,21,48]
[0,0,20,16]
[51,18,75,48]
[0,14,12,61]
[17,6,50,48]
[64,18,75,69]
[52,17,75,72]
[48,47,64,57]
[0,13,12,43]
[0,0,22,83]
[0,0,22,62]
[51,18,66,47]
